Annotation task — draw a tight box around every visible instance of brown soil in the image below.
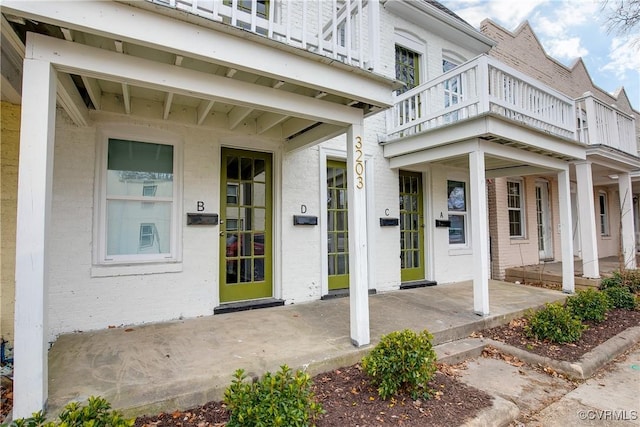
[135,364,492,427]
[477,308,640,362]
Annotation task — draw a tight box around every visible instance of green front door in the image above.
[220,148,272,303]
[400,171,425,282]
[327,161,349,290]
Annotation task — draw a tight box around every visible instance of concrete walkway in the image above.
[46,280,567,418]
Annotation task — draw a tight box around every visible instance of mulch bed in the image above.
[478,308,640,362]
[134,364,493,427]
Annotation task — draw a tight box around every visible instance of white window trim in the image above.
[447,178,469,249]
[394,30,426,84]
[599,191,610,237]
[507,179,526,238]
[92,125,183,277]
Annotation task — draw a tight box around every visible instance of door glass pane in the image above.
[254,183,266,207]
[254,208,266,231]
[327,161,349,286]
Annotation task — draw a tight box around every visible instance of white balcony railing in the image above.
[387,55,577,141]
[148,0,376,70]
[576,94,638,156]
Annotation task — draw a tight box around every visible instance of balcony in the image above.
[386,55,577,143]
[147,0,378,70]
[385,55,638,160]
[576,94,638,156]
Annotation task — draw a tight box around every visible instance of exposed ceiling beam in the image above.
[163,92,174,120]
[228,106,253,130]
[60,27,102,109]
[26,33,363,125]
[196,100,215,125]
[257,112,288,134]
[1,0,395,108]
[56,71,90,126]
[114,40,130,114]
[163,56,183,120]
[285,123,346,154]
[281,118,317,138]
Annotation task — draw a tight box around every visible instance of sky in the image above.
[439,0,640,111]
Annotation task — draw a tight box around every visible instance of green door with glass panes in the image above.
[399,171,425,282]
[327,160,349,290]
[220,148,272,302]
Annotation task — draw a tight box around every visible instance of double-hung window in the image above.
[508,180,525,237]
[95,134,181,268]
[447,180,467,245]
[599,191,610,236]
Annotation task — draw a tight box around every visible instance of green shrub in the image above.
[603,286,638,310]
[566,289,611,323]
[9,396,134,427]
[599,270,640,293]
[223,365,323,427]
[361,329,437,400]
[525,302,586,343]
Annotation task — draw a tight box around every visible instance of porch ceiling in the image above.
[1,1,394,146]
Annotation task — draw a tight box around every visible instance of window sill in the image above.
[91,262,183,277]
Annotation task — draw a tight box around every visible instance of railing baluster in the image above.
[331,0,338,59]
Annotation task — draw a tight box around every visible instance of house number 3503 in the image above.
[355,136,364,189]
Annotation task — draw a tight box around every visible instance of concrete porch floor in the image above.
[45,280,567,418]
[504,255,640,289]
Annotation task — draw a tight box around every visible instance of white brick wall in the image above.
[42,4,500,341]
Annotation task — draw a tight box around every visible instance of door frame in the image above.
[399,170,425,282]
[218,146,275,303]
[319,147,375,296]
[535,180,554,261]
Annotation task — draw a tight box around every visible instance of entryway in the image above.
[399,170,425,282]
[219,148,272,303]
[535,181,553,261]
[326,160,349,291]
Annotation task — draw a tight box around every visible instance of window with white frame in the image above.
[508,179,525,237]
[443,55,463,122]
[395,44,421,94]
[98,137,179,263]
[447,180,467,245]
[599,191,610,236]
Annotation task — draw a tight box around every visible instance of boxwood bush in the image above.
[361,329,437,400]
[566,289,611,323]
[525,302,586,343]
[599,270,640,293]
[224,364,323,427]
[8,396,134,427]
[603,285,638,310]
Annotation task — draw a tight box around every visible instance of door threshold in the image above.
[400,280,437,290]
[321,288,377,300]
[214,298,284,315]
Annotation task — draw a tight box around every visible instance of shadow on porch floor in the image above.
[46,280,567,418]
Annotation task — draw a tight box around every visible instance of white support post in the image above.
[469,150,489,316]
[618,172,637,269]
[366,0,380,72]
[347,121,370,347]
[12,57,57,418]
[574,161,600,278]
[558,168,575,293]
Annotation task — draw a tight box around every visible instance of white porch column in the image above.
[12,58,57,418]
[347,121,370,346]
[574,161,600,278]
[469,150,489,315]
[558,168,575,293]
[618,172,637,269]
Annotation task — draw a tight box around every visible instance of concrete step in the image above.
[435,338,485,365]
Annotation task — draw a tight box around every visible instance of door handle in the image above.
[220,231,225,236]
